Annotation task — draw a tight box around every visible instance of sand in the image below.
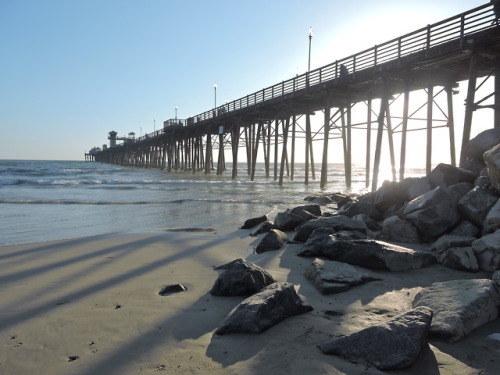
[1,229,499,375]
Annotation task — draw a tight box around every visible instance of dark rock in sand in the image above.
[249,221,276,237]
[290,204,321,218]
[427,163,477,188]
[472,230,500,271]
[255,229,288,254]
[430,234,477,260]
[298,229,435,271]
[158,284,187,296]
[378,215,420,244]
[440,247,479,272]
[402,186,461,239]
[352,213,382,232]
[484,142,500,193]
[413,279,500,342]
[458,186,498,228]
[373,179,413,213]
[318,306,433,370]
[294,215,366,242]
[211,259,274,296]
[240,215,268,229]
[304,258,381,294]
[273,211,305,231]
[215,282,312,334]
[338,193,381,220]
[333,230,367,240]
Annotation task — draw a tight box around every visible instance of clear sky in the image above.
[0,0,487,161]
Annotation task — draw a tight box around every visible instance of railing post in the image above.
[426,24,431,55]
[460,14,465,49]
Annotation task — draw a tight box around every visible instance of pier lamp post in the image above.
[308,26,313,72]
[214,83,218,109]
[175,106,178,121]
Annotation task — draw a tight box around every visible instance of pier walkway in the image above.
[88,2,500,190]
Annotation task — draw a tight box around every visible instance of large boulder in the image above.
[290,204,321,218]
[461,128,500,163]
[449,220,480,238]
[373,180,412,213]
[294,215,366,242]
[402,186,461,239]
[484,142,500,193]
[484,199,500,233]
[273,211,305,231]
[298,230,435,271]
[378,215,420,244]
[240,215,268,229]
[255,229,288,254]
[215,282,312,334]
[427,163,477,188]
[304,258,381,294]
[440,247,479,272]
[413,279,500,342]
[458,187,498,228]
[318,306,433,370]
[430,234,477,261]
[338,193,381,220]
[210,259,275,296]
[472,230,500,271]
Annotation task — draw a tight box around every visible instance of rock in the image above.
[298,231,436,271]
[290,204,321,218]
[294,215,366,242]
[458,187,498,228]
[333,230,367,240]
[448,221,480,238]
[304,258,381,294]
[402,186,461,239]
[448,182,474,205]
[339,193,381,220]
[273,211,305,231]
[427,163,477,188]
[413,279,500,342]
[210,259,275,296]
[215,282,313,334]
[373,180,411,213]
[255,229,288,254]
[484,199,500,233]
[461,128,500,162]
[318,306,433,370]
[352,214,382,232]
[430,234,477,260]
[240,215,268,229]
[472,230,500,271]
[484,143,500,193]
[441,247,479,272]
[158,283,187,296]
[493,270,500,287]
[310,196,333,205]
[249,221,276,237]
[461,158,487,175]
[475,175,492,189]
[406,177,432,200]
[378,215,420,244]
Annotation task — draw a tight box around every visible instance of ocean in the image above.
[0,159,425,246]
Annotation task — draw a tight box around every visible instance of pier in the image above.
[88,2,500,191]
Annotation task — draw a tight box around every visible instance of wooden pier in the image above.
[88,3,500,191]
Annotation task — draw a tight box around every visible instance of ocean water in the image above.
[0,159,425,246]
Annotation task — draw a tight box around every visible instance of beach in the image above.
[1,229,499,375]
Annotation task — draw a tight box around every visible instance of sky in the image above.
[0,0,490,162]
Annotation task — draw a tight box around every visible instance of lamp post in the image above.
[308,26,313,72]
[175,106,178,121]
[214,83,218,109]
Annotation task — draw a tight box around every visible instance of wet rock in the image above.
[294,215,366,242]
[240,215,268,229]
[472,230,500,271]
[298,231,435,271]
[402,186,461,239]
[304,258,381,294]
[211,259,274,296]
[158,284,187,296]
[290,204,321,218]
[458,187,498,228]
[378,215,420,244]
[333,230,367,240]
[440,247,479,272]
[318,306,433,370]
[273,211,305,231]
[339,193,381,220]
[255,229,288,254]
[215,282,312,334]
[413,279,500,342]
[484,143,500,193]
[249,221,275,237]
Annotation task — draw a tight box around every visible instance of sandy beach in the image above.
[1,229,499,375]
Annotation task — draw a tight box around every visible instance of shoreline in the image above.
[1,230,499,374]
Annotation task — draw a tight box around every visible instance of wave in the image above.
[0,197,281,205]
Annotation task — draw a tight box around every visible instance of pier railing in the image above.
[139,2,496,141]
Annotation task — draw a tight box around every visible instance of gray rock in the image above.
[472,230,500,271]
[318,306,433,370]
[461,128,500,162]
[215,282,313,334]
[493,270,500,287]
[240,215,268,229]
[294,215,366,242]
[413,279,500,342]
[298,232,436,271]
[249,221,276,237]
[484,143,500,193]
[448,182,474,205]
[210,259,274,296]
[338,193,381,220]
[158,283,187,296]
[333,230,367,240]
[290,204,321,218]
[378,215,420,244]
[430,234,477,260]
[427,163,477,188]
[449,221,480,238]
[475,175,492,189]
[304,258,381,294]
[458,187,498,228]
[273,211,304,231]
[402,186,461,239]
[461,158,487,175]
[373,180,411,213]
[484,199,500,233]
[406,177,432,201]
[352,213,382,232]
[441,247,479,272]
[255,229,288,254]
